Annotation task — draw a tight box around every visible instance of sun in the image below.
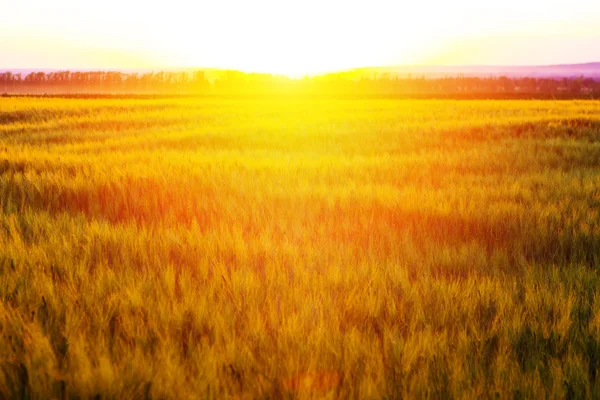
[163,30,381,78]
[150,1,446,77]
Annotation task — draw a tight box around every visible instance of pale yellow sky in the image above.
[2,0,600,75]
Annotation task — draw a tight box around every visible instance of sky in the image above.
[1,0,600,76]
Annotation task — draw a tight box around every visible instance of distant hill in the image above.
[358,63,600,79]
[2,63,600,79]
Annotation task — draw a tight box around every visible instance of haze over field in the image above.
[3,0,600,398]
[4,62,600,79]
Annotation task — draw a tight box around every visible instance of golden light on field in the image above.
[2,0,600,74]
[3,0,600,396]
[1,97,600,397]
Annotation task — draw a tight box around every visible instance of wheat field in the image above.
[1,97,600,398]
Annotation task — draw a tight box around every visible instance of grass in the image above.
[0,97,599,398]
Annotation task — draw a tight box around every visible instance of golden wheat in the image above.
[0,97,599,398]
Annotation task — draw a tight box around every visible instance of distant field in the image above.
[1,97,600,398]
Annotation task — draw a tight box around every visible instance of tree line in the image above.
[0,71,209,93]
[1,70,599,97]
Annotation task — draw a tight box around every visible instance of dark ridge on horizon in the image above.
[2,62,600,78]
[359,62,600,78]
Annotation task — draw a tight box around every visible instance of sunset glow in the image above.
[3,0,600,396]
[2,0,600,75]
